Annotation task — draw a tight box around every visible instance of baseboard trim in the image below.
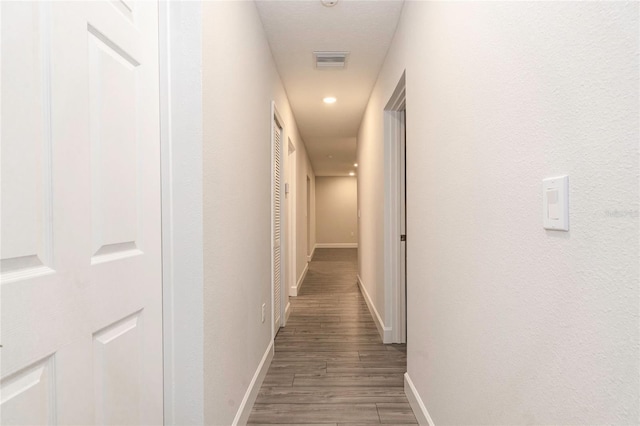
[404,372,435,426]
[232,340,274,426]
[292,262,309,297]
[284,301,291,323]
[357,275,392,343]
[307,244,316,262]
[315,243,358,249]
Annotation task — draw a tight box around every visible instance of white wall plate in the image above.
[543,175,569,231]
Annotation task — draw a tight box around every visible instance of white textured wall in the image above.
[358,1,639,424]
[357,92,386,323]
[202,2,310,423]
[316,177,357,245]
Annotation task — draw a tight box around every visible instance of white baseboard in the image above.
[315,243,358,249]
[357,275,392,343]
[284,301,291,323]
[232,340,274,426]
[291,262,309,297]
[404,373,435,426]
[307,244,316,262]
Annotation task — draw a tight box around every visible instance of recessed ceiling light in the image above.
[327,155,333,159]
[323,97,337,104]
[354,163,358,167]
[349,172,355,176]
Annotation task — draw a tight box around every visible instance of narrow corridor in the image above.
[248,249,416,425]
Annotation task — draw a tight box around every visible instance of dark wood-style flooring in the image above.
[248,248,416,425]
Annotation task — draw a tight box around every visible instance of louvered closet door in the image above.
[1,1,163,424]
[273,119,283,333]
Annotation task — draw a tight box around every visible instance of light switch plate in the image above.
[543,175,569,231]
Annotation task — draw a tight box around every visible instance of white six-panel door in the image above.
[1,1,163,424]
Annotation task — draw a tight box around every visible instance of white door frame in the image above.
[287,138,297,301]
[158,3,205,424]
[306,176,312,261]
[384,72,407,344]
[271,101,287,336]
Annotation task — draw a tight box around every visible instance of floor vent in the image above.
[314,51,349,69]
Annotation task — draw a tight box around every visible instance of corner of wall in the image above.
[404,373,435,426]
[357,275,392,343]
[292,261,309,297]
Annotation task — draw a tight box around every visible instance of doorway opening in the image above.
[384,71,407,344]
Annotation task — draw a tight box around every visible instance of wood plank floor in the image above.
[248,248,416,425]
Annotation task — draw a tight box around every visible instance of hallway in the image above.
[248,249,416,425]
[2,2,637,424]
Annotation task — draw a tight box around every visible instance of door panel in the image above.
[1,2,54,284]
[1,1,162,424]
[0,357,55,426]
[93,312,142,426]
[88,24,140,260]
[273,119,282,332]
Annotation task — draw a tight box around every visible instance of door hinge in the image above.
[400,234,406,241]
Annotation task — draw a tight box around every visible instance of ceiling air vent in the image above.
[314,51,349,70]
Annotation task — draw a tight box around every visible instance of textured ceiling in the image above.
[255,0,404,176]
